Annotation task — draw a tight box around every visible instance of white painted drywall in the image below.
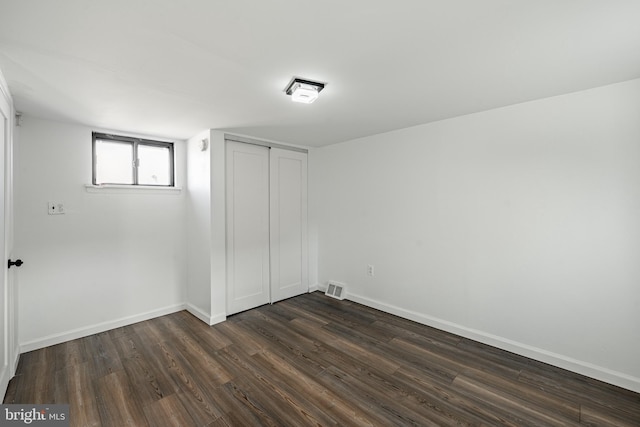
[186,130,212,321]
[310,78,640,392]
[209,131,227,322]
[15,117,187,350]
[185,130,226,324]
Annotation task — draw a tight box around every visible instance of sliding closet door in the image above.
[226,141,270,315]
[270,148,308,303]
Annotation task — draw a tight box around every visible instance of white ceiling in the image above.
[1,1,640,147]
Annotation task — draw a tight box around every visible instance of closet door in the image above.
[226,141,270,315]
[270,148,308,303]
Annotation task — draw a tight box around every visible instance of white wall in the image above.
[186,130,212,321]
[311,78,640,392]
[185,130,226,325]
[209,131,227,322]
[15,117,187,350]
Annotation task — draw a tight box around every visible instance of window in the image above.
[92,132,175,186]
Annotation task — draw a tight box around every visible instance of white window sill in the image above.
[85,184,182,194]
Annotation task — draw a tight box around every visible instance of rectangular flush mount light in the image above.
[285,77,325,104]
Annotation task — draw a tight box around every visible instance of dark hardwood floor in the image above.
[4,292,640,426]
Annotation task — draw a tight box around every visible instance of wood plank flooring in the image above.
[4,292,640,426]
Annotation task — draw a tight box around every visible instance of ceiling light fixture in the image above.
[284,77,325,104]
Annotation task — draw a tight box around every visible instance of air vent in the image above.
[325,281,346,300]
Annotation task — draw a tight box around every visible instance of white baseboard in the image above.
[185,303,226,326]
[1,344,24,399]
[309,283,320,292]
[20,303,186,353]
[209,312,226,325]
[347,292,640,394]
[11,344,19,374]
[185,303,211,323]
[0,365,10,403]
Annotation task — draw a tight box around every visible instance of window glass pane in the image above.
[95,140,133,184]
[138,144,171,185]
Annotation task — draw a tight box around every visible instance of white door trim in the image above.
[0,70,16,397]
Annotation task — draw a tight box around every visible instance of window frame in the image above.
[92,132,175,187]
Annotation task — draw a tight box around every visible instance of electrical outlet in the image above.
[48,202,65,215]
[367,264,375,277]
